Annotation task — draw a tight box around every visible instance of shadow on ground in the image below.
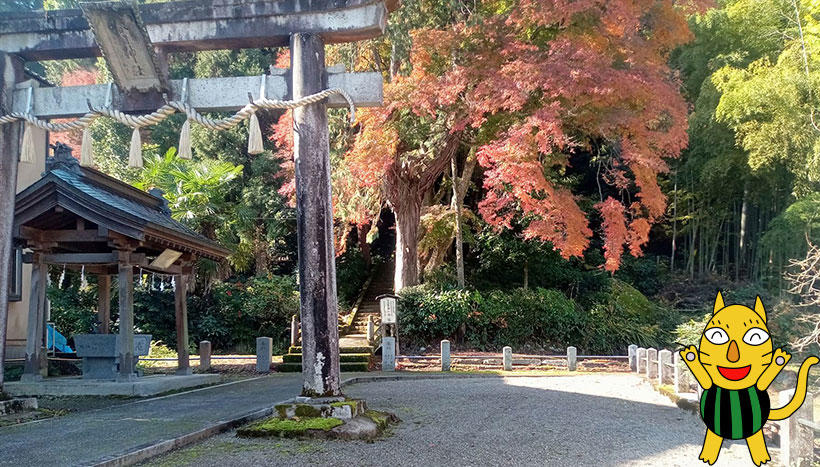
[148,374,762,466]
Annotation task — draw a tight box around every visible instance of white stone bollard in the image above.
[382,337,396,372]
[290,315,299,347]
[567,346,577,371]
[199,341,211,371]
[503,346,512,371]
[256,337,273,373]
[366,315,375,344]
[441,340,451,371]
[628,344,638,371]
[636,348,647,373]
[780,390,815,466]
[646,348,658,378]
[658,349,672,384]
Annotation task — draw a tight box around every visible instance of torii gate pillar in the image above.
[0,53,25,390]
[291,33,341,397]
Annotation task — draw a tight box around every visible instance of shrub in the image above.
[398,285,475,346]
[192,274,299,354]
[398,282,673,354]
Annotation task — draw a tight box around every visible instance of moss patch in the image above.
[293,404,322,417]
[275,404,290,418]
[237,416,343,438]
[330,400,358,409]
[364,410,394,430]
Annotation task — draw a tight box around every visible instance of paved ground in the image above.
[150,374,766,466]
[0,374,303,466]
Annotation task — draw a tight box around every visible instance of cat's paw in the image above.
[680,345,699,364]
[771,348,791,367]
[749,446,770,466]
[699,450,718,465]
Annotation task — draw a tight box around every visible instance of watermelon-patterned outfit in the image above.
[699,386,770,439]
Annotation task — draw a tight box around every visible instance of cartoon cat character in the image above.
[680,292,818,466]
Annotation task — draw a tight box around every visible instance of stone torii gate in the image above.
[0,0,395,397]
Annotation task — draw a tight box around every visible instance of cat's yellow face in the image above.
[699,293,773,390]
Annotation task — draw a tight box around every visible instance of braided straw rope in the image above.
[0,87,355,132]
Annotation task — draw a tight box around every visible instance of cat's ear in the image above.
[754,296,767,323]
[713,291,725,314]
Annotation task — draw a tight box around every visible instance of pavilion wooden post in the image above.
[117,251,135,380]
[21,249,47,381]
[0,52,26,390]
[174,273,191,375]
[292,32,341,397]
[97,275,111,334]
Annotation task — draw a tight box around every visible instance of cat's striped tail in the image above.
[769,356,819,421]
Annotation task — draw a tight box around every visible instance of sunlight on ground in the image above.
[502,373,675,407]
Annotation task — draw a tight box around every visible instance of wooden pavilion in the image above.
[13,143,230,381]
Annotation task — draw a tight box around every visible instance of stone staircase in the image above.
[346,261,394,336]
[277,345,374,372]
[277,261,394,373]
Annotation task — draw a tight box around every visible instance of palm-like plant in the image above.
[135,148,243,238]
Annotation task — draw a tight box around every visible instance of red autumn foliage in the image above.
[342,0,696,271]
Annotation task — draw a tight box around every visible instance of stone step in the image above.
[277,362,369,373]
[283,353,371,364]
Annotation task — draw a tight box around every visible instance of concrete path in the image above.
[150,374,767,466]
[0,374,304,466]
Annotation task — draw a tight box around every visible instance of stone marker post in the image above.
[673,352,687,393]
[567,346,577,371]
[199,341,211,371]
[658,349,672,384]
[503,346,512,371]
[636,348,647,374]
[256,337,272,373]
[646,348,658,378]
[382,336,396,372]
[290,315,299,348]
[441,340,451,372]
[780,390,814,466]
[366,315,375,344]
[628,344,638,371]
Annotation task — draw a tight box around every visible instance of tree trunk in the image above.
[394,199,421,291]
[523,259,529,290]
[739,182,748,275]
[451,153,465,288]
[671,170,677,272]
[358,222,372,269]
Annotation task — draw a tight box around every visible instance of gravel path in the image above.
[151,373,768,466]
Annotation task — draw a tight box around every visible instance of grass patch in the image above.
[237,416,343,438]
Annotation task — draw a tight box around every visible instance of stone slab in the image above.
[5,374,220,397]
[0,397,37,415]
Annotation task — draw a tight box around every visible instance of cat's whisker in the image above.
[699,351,711,357]
[761,351,772,358]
